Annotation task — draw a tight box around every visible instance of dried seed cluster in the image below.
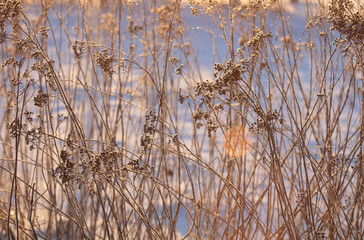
[0,0,22,43]
[52,137,125,186]
[152,4,182,40]
[169,57,180,65]
[179,60,247,138]
[9,112,44,151]
[243,27,272,50]
[89,139,121,181]
[39,26,50,39]
[182,60,249,138]
[250,109,282,132]
[54,149,75,184]
[72,40,87,59]
[328,0,364,44]
[127,16,143,35]
[95,49,115,77]
[14,36,33,54]
[9,118,24,139]
[24,127,42,151]
[141,111,157,150]
[34,89,49,107]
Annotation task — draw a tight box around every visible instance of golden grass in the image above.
[0,0,363,239]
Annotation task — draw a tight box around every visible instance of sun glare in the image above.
[223,125,253,157]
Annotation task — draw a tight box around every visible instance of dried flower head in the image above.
[95,49,115,77]
[34,89,48,107]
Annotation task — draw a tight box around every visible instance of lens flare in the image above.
[223,125,253,157]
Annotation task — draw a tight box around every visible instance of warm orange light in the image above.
[223,125,253,157]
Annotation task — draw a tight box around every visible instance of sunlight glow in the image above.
[223,125,253,157]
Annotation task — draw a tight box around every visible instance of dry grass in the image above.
[0,0,363,239]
